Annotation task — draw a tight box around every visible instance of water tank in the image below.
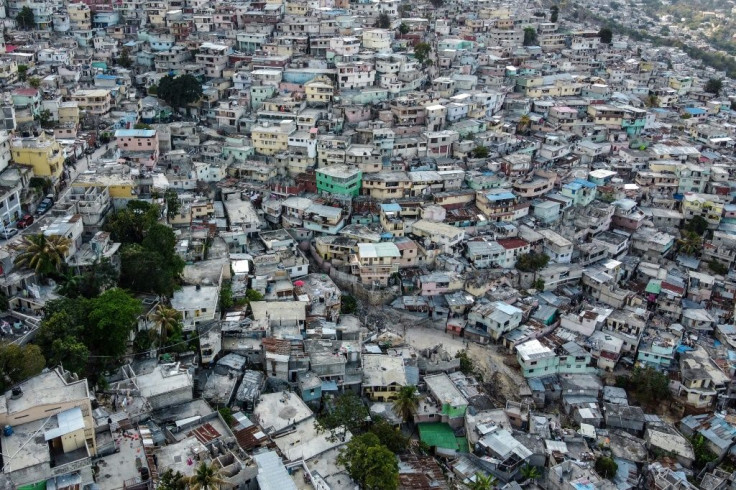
[3,425,13,437]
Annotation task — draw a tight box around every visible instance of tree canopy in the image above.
[14,234,72,276]
[594,456,618,479]
[16,6,35,30]
[515,252,550,273]
[704,78,723,96]
[550,5,559,22]
[523,27,538,46]
[35,290,141,380]
[413,43,432,64]
[684,216,709,236]
[598,26,613,44]
[338,433,399,490]
[157,74,203,110]
[0,343,45,392]
[316,391,369,440]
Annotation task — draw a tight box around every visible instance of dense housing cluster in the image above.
[0,0,735,488]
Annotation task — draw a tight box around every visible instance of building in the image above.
[0,368,96,488]
[316,165,362,197]
[11,133,65,182]
[362,354,408,401]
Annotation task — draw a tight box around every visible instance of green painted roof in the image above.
[418,423,458,450]
[645,280,662,294]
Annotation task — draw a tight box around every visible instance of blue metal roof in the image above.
[114,129,156,137]
[572,178,597,188]
[381,203,402,212]
[485,192,516,201]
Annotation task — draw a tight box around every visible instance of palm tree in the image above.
[182,462,226,490]
[151,304,182,347]
[678,230,702,256]
[392,385,419,428]
[14,234,71,275]
[516,114,531,135]
[521,464,541,481]
[465,472,497,490]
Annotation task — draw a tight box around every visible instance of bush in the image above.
[595,456,618,479]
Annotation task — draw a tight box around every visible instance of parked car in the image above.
[1,228,18,240]
[16,215,34,229]
[36,195,54,215]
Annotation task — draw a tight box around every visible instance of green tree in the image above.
[86,288,142,359]
[429,0,443,7]
[376,12,391,28]
[29,77,41,89]
[455,350,476,376]
[16,6,35,29]
[413,42,432,64]
[399,22,409,35]
[134,123,152,130]
[678,231,703,256]
[594,456,618,479]
[49,337,90,376]
[465,472,497,490]
[220,282,234,310]
[0,343,45,391]
[151,304,182,348]
[517,114,532,134]
[14,234,72,275]
[523,27,538,46]
[471,146,489,158]
[708,259,728,275]
[183,462,226,490]
[117,47,133,69]
[338,433,399,490]
[691,434,717,468]
[120,243,184,297]
[598,26,613,44]
[316,392,369,440]
[704,78,722,96]
[625,366,671,404]
[17,65,28,82]
[521,464,541,481]
[341,294,358,314]
[370,418,409,453]
[392,385,419,427]
[645,94,659,108]
[515,252,550,273]
[550,5,559,22]
[104,200,161,244]
[158,469,186,490]
[157,74,203,111]
[37,109,53,128]
[165,189,181,220]
[684,216,709,236]
[245,289,264,303]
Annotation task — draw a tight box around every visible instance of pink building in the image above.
[114,129,159,169]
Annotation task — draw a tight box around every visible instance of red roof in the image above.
[13,88,38,96]
[661,282,685,296]
[497,238,529,250]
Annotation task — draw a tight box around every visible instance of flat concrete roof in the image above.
[254,392,313,434]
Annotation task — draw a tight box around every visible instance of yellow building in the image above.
[71,89,112,116]
[73,165,136,199]
[11,133,65,181]
[681,193,724,229]
[0,368,97,484]
[251,120,295,156]
[362,354,408,401]
[305,76,334,106]
[67,3,91,30]
[58,101,80,125]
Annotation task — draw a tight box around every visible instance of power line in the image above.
[85,321,218,359]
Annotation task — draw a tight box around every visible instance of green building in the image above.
[316,165,362,197]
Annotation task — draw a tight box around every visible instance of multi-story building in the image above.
[71,89,112,116]
[11,133,65,183]
[350,242,400,286]
[251,120,296,156]
[316,165,362,197]
[0,368,97,489]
